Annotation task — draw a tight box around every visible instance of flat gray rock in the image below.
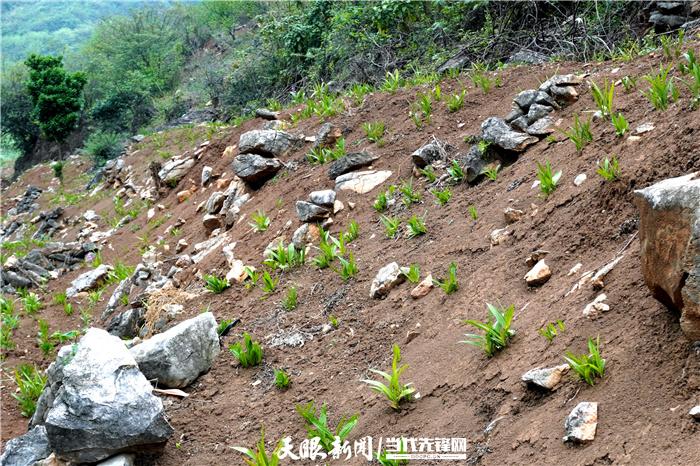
[481,117,538,152]
[327,152,379,179]
[295,201,331,223]
[238,129,298,158]
[0,426,51,466]
[232,153,282,187]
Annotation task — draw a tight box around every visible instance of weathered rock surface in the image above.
[107,307,145,339]
[327,152,379,179]
[309,190,336,207]
[314,123,342,148]
[130,313,220,388]
[158,157,195,185]
[202,214,222,232]
[254,108,279,120]
[411,141,448,168]
[481,117,538,152]
[232,153,282,186]
[30,329,173,463]
[689,405,700,420]
[504,207,524,224]
[634,172,700,339]
[370,262,406,299]
[522,364,569,390]
[524,259,551,286]
[295,201,331,223]
[292,223,321,249]
[205,191,226,214]
[66,264,112,298]
[411,274,434,299]
[335,170,392,194]
[459,145,495,183]
[238,130,298,158]
[563,402,598,443]
[0,425,51,466]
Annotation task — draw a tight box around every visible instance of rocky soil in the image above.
[2,42,700,466]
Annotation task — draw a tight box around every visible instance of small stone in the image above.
[635,122,655,134]
[226,260,248,283]
[563,402,598,443]
[308,190,336,207]
[689,405,700,420]
[175,239,188,253]
[176,189,192,203]
[147,208,155,220]
[524,259,551,286]
[83,210,101,222]
[335,170,392,194]
[295,201,331,223]
[490,228,512,246]
[568,263,583,276]
[574,173,587,186]
[370,262,406,299]
[205,191,226,214]
[410,274,434,299]
[405,331,421,344]
[411,142,448,168]
[201,166,213,186]
[583,293,609,319]
[521,364,570,390]
[175,255,192,268]
[504,207,525,224]
[626,135,642,144]
[202,214,221,231]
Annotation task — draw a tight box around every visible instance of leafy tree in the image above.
[0,63,39,156]
[24,54,86,144]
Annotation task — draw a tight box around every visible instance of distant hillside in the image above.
[0,0,161,68]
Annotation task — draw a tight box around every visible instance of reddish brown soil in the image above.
[2,47,700,465]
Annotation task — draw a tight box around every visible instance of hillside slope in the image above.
[1,44,700,465]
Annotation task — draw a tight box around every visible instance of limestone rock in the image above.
[411,141,448,168]
[292,223,321,249]
[295,201,331,223]
[314,123,342,148]
[634,172,700,339]
[522,364,569,390]
[202,214,221,232]
[238,130,298,158]
[205,191,226,214]
[335,170,392,194]
[309,190,336,207]
[232,153,283,187]
[689,405,700,420]
[583,293,610,319]
[0,425,51,466]
[201,166,213,186]
[31,329,173,463]
[504,207,525,224]
[481,117,538,152]
[370,262,407,299]
[490,228,512,246]
[66,264,112,298]
[327,152,379,179]
[130,313,220,388]
[524,259,551,286]
[158,157,195,185]
[563,402,598,443]
[255,108,279,120]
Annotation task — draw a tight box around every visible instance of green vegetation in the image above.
[418,165,437,182]
[402,264,421,284]
[362,344,416,410]
[590,79,615,117]
[611,112,629,137]
[539,320,565,343]
[399,179,421,206]
[21,291,42,315]
[232,429,282,466]
[536,161,562,196]
[1,296,20,352]
[564,337,606,385]
[560,114,593,151]
[380,215,401,239]
[482,165,500,181]
[433,262,458,295]
[373,191,388,212]
[249,210,271,232]
[313,237,339,270]
[263,243,305,271]
[406,215,427,238]
[229,332,263,368]
[260,271,279,295]
[83,131,123,166]
[274,369,291,389]
[296,401,358,453]
[381,70,403,93]
[468,205,478,221]
[362,121,385,144]
[447,90,466,112]
[659,29,684,60]
[12,363,47,417]
[462,303,515,357]
[203,274,230,294]
[621,76,637,93]
[345,220,359,242]
[431,187,452,206]
[51,161,64,181]
[282,286,298,311]
[337,252,359,282]
[217,319,235,336]
[644,65,678,111]
[447,160,465,183]
[597,155,621,181]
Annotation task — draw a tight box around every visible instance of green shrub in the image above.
[337,252,358,281]
[559,114,593,151]
[274,369,291,389]
[296,401,358,452]
[229,332,263,368]
[447,160,465,183]
[596,155,621,181]
[249,210,271,232]
[260,271,278,294]
[406,215,427,238]
[536,161,562,196]
[433,262,458,294]
[362,344,416,410]
[51,161,64,181]
[431,188,451,206]
[373,191,388,212]
[380,215,401,239]
[462,303,515,357]
[402,264,420,283]
[83,131,123,166]
[203,274,230,294]
[539,320,565,343]
[232,428,282,466]
[381,70,403,93]
[362,121,385,143]
[644,65,678,111]
[446,90,466,112]
[282,286,298,311]
[590,79,615,117]
[399,179,421,206]
[12,364,47,417]
[611,112,628,137]
[467,205,478,221]
[263,243,305,271]
[564,337,606,385]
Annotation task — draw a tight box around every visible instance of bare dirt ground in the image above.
[2,46,700,466]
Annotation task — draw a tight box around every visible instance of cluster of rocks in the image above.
[6,185,42,216]
[233,129,300,187]
[296,190,339,223]
[369,262,434,300]
[0,242,98,292]
[649,1,700,30]
[198,176,250,233]
[2,311,221,465]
